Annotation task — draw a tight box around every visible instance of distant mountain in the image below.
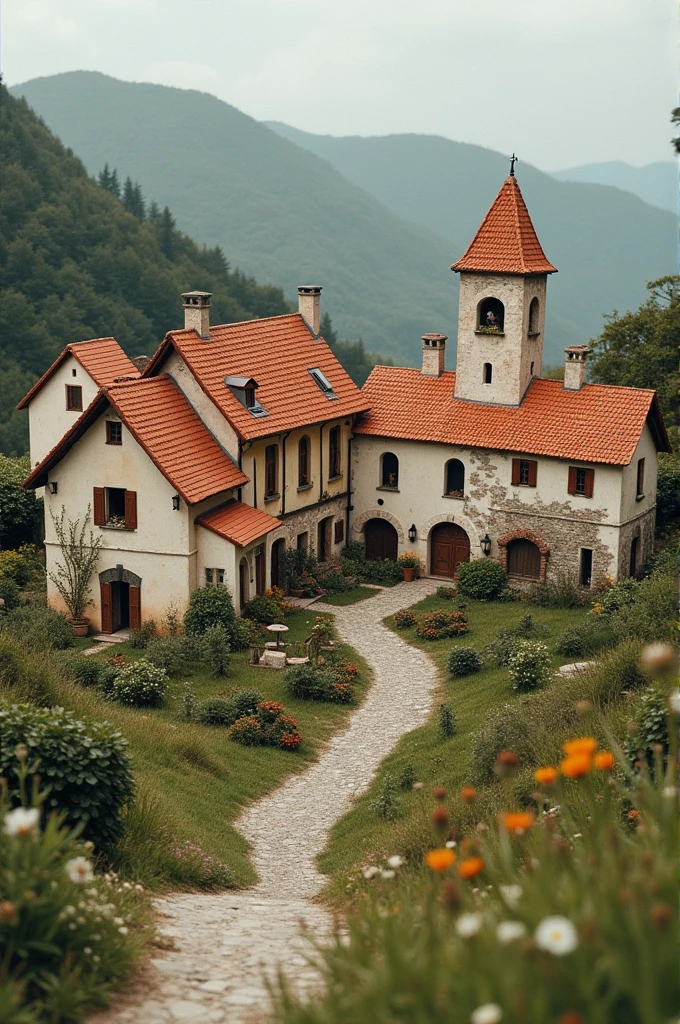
[264,122,676,365]
[550,161,676,214]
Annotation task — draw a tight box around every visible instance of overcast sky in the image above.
[3,0,676,169]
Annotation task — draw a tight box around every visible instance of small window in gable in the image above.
[71,368,77,377]
[106,421,122,445]
[309,368,338,400]
[483,363,493,384]
[66,385,83,411]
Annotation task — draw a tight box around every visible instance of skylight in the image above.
[309,367,337,400]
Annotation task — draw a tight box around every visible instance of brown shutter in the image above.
[100,581,113,633]
[125,490,138,529]
[129,586,141,630]
[567,466,578,495]
[334,520,344,544]
[584,469,595,498]
[93,487,106,526]
[511,459,521,486]
[527,460,538,487]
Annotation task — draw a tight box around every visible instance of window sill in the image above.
[443,493,465,500]
[264,493,280,502]
[297,482,314,491]
[511,484,537,489]
[328,474,343,482]
[101,524,134,531]
[475,329,505,337]
[376,485,399,492]
[635,493,645,502]
[105,442,123,447]
[527,331,541,338]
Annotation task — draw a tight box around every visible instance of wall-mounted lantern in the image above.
[480,533,492,556]
[48,481,58,495]
[172,494,181,510]
[408,523,417,544]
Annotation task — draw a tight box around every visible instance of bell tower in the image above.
[451,160,557,406]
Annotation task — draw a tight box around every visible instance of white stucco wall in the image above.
[163,351,241,456]
[27,356,100,469]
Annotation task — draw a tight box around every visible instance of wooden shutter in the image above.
[567,466,578,495]
[100,581,113,633]
[124,490,138,529]
[584,469,595,498]
[334,520,344,544]
[129,586,141,630]
[511,459,521,486]
[527,460,538,487]
[93,487,106,526]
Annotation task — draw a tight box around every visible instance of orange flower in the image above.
[560,753,592,778]
[458,856,484,879]
[593,751,615,771]
[627,808,640,822]
[431,806,450,829]
[558,1014,585,1024]
[534,766,558,785]
[432,786,447,801]
[425,848,456,871]
[460,786,477,804]
[500,811,535,834]
[563,737,598,757]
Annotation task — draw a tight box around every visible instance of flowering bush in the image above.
[456,560,507,601]
[393,609,418,629]
[447,646,482,677]
[111,660,168,707]
[228,701,302,750]
[416,610,468,641]
[228,715,265,746]
[283,662,356,703]
[397,552,422,570]
[243,588,287,623]
[507,639,551,692]
[171,840,232,888]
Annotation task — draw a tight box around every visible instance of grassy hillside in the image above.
[265,122,676,363]
[11,72,461,367]
[551,160,676,213]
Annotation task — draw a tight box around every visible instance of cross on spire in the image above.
[509,153,518,177]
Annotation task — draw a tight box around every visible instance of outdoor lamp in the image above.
[408,523,417,543]
[48,481,58,495]
[480,533,492,556]
[172,494,181,510]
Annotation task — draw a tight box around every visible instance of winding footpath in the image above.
[90,579,438,1024]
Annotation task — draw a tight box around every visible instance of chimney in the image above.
[132,355,151,373]
[298,285,322,336]
[182,291,212,339]
[421,333,447,377]
[563,345,589,391]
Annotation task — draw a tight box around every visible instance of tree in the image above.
[157,206,176,259]
[0,454,41,549]
[48,505,102,621]
[97,163,121,198]
[123,177,146,220]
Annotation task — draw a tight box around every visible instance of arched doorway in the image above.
[99,565,141,633]
[317,516,333,562]
[507,538,541,580]
[271,538,285,590]
[629,536,639,577]
[364,518,398,562]
[430,523,470,578]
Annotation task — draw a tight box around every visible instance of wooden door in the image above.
[100,581,113,633]
[317,517,333,562]
[430,523,470,578]
[271,539,284,589]
[129,585,141,630]
[364,519,398,562]
[507,539,541,580]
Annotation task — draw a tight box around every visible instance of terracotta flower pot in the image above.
[289,589,304,598]
[67,617,90,638]
[402,568,416,582]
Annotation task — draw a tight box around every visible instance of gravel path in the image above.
[90,579,438,1024]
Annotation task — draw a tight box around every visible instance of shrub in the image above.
[243,588,287,623]
[447,646,482,677]
[144,636,190,676]
[394,609,418,629]
[416,609,468,641]
[228,714,266,746]
[471,704,533,782]
[607,571,676,644]
[626,687,669,770]
[201,624,231,676]
[398,763,417,790]
[111,660,168,708]
[438,702,456,738]
[436,585,457,600]
[72,656,109,688]
[183,585,238,641]
[232,616,266,651]
[0,549,30,585]
[497,586,519,602]
[585,640,648,707]
[1,603,73,651]
[0,635,23,689]
[456,559,507,600]
[371,773,398,819]
[342,541,365,563]
[0,702,135,848]
[482,615,547,668]
[129,619,157,649]
[554,619,615,658]
[194,698,238,727]
[526,573,584,609]
[364,559,403,586]
[0,453,41,550]
[316,556,354,593]
[0,576,21,612]
[507,639,551,692]
[284,664,333,701]
[231,687,265,719]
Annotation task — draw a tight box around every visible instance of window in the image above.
[629,536,639,577]
[445,458,465,497]
[298,435,311,487]
[309,367,337,399]
[334,520,344,545]
[265,444,278,497]
[580,548,593,587]
[93,487,137,529]
[636,458,645,499]
[511,458,537,487]
[224,376,267,417]
[483,363,493,384]
[245,386,256,409]
[530,360,535,376]
[106,421,122,445]
[297,531,309,551]
[568,466,594,498]
[328,426,341,479]
[477,297,505,332]
[380,452,399,489]
[507,538,541,580]
[66,385,82,411]
[528,297,540,334]
[205,568,214,586]
[71,368,77,377]
[205,568,225,587]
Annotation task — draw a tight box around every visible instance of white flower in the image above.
[362,866,380,879]
[65,857,94,885]
[83,947,92,954]
[455,912,482,938]
[4,807,40,837]
[471,1003,503,1024]
[387,856,404,869]
[445,840,457,849]
[669,690,680,714]
[118,925,129,935]
[496,920,527,944]
[380,870,396,879]
[535,916,578,956]
[499,885,522,908]
[662,786,677,799]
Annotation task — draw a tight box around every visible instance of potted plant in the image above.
[48,505,102,636]
[397,551,422,582]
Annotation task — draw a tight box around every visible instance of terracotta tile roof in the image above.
[197,500,281,548]
[24,376,248,503]
[354,367,670,465]
[17,338,139,409]
[451,176,557,276]
[145,314,369,440]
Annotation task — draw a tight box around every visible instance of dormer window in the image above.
[225,376,268,417]
[309,367,338,400]
[245,386,256,409]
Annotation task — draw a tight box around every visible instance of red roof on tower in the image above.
[451,175,557,276]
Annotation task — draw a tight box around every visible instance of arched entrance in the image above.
[271,538,285,589]
[99,565,142,633]
[507,538,541,580]
[430,523,470,578]
[364,518,398,562]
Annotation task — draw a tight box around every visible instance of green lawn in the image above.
[59,609,369,888]
[321,587,380,606]
[317,595,586,898]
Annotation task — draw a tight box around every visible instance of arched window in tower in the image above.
[380,452,399,489]
[477,297,505,333]
[528,297,540,335]
[444,458,465,497]
[483,363,493,384]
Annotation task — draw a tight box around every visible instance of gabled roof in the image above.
[144,313,369,440]
[17,338,140,409]
[354,367,670,466]
[196,500,281,548]
[451,175,557,276]
[23,375,248,503]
